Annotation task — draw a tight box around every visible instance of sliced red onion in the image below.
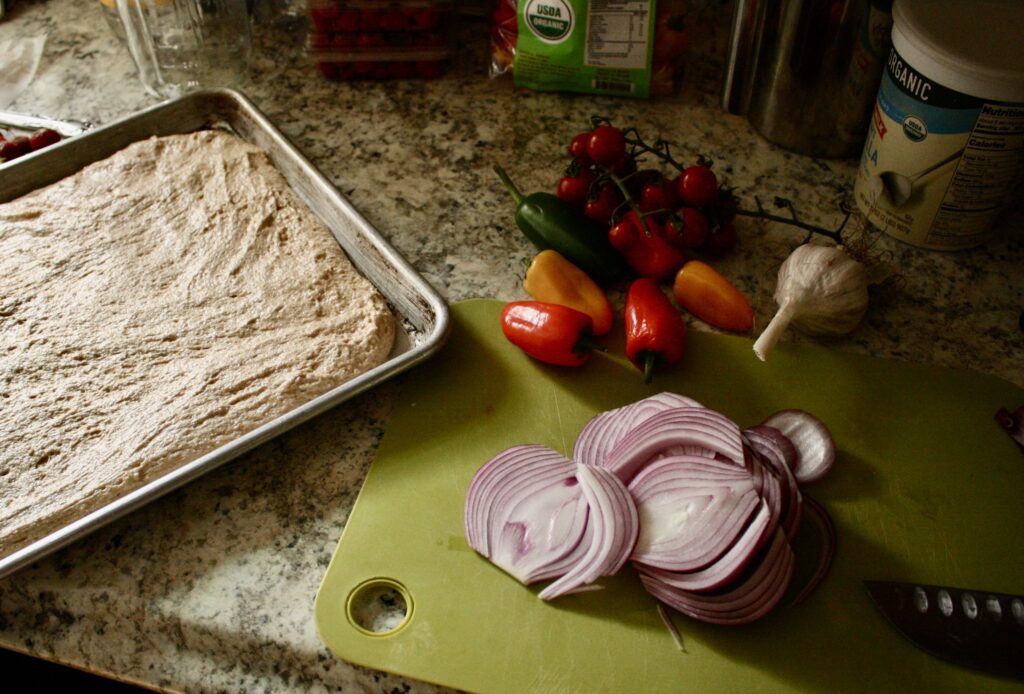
[785,495,836,606]
[761,409,836,483]
[744,425,799,473]
[465,445,589,585]
[636,501,773,593]
[605,407,746,482]
[640,529,795,625]
[628,455,761,572]
[745,431,803,540]
[465,396,837,624]
[465,444,564,554]
[574,392,703,468]
[539,463,639,600]
[746,455,785,542]
[470,447,580,559]
[995,405,1024,452]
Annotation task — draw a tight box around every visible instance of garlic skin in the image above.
[753,243,869,361]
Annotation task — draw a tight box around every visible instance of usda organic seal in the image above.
[524,0,573,43]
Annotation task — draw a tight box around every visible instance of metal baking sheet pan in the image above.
[0,109,90,140]
[0,89,450,579]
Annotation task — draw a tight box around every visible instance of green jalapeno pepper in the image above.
[495,165,625,285]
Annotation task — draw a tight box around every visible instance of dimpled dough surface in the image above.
[0,131,395,557]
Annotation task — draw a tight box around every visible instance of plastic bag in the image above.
[489,0,688,97]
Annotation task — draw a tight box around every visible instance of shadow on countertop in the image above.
[0,648,148,693]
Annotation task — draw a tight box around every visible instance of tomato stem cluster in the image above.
[589,115,852,245]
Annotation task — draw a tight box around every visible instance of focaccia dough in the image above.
[0,130,395,558]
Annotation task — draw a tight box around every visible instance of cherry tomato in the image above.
[638,177,678,214]
[568,132,591,160]
[414,8,439,29]
[359,9,380,30]
[703,219,738,256]
[584,184,622,225]
[677,165,719,208]
[336,10,359,31]
[378,10,407,30]
[0,136,30,162]
[587,126,627,167]
[309,7,339,31]
[556,168,596,208]
[28,128,61,152]
[608,219,640,251]
[652,13,689,63]
[609,156,637,178]
[664,207,709,250]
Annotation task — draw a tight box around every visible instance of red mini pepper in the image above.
[607,211,686,281]
[501,301,604,367]
[624,278,688,383]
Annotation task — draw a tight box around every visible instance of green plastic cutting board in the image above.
[315,299,1024,693]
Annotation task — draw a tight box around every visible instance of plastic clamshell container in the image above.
[308,0,454,80]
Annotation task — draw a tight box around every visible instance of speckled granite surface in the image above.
[0,1,1021,693]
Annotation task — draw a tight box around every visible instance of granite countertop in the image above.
[1,1,1021,692]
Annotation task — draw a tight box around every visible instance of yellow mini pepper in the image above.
[523,250,614,336]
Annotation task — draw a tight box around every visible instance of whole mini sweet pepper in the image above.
[672,259,754,332]
[624,278,688,383]
[607,211,686,282]
[501,301,605,367]
[523,250,614,336]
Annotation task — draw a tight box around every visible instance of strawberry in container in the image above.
[490,0,689,97]
[309,0,454,80]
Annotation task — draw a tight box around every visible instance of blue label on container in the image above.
[877,48,982,135]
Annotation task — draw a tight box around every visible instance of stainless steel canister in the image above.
[723,0,892,158]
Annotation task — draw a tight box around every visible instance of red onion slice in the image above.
[574,392,703,468]
[605,407,746,482]
[465,444,566,554]
[465,445,589,585]
[539,463,639,600]
[761,409,836,484]
[745,431,803,540]
[744,425,799,473]
[636,501,773,593]
[785,495,836,606]
[641,529,795,625]
[472,448,579,559]
[749,456,785,542]
[628,456,761,572]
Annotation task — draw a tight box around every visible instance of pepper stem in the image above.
[574,332,607,357]
[642,352,659,384]
[494,165,525,206]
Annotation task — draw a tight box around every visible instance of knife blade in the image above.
[865,580,1024,680]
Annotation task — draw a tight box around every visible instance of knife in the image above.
[865,580,1024,680]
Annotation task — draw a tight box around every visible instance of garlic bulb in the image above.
[753,243,869,361]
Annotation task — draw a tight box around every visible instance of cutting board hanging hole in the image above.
[346,578,413,637]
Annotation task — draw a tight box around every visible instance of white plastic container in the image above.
[853,0,1024,250]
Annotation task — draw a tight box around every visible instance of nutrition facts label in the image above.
[930,104,1024,246]
[585,1,650,70]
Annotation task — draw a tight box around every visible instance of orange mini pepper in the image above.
[523,250,614,336]
[672,260,754,332]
